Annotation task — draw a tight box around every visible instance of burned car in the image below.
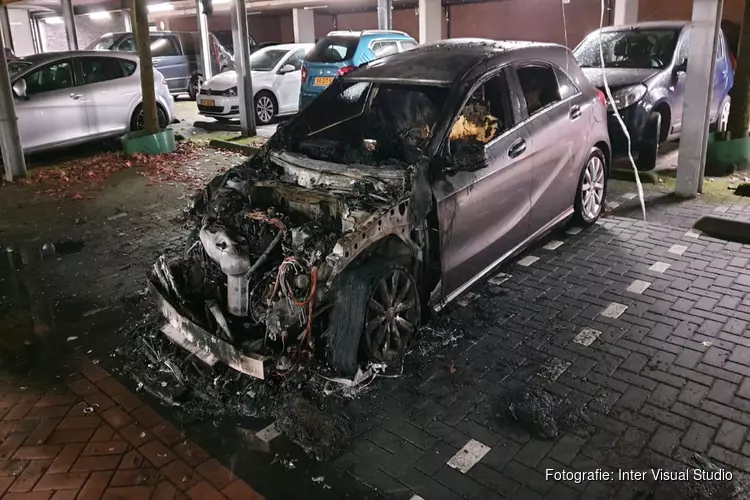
[150,39,611,378]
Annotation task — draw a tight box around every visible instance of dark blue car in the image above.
[574,21,735,170]
[299,30,418,110]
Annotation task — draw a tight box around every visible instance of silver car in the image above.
[7,51,175,154]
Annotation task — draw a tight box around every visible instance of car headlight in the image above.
[610,84,647,110]
[223,87,237,97]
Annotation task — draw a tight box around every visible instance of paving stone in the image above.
[715,420,747,451]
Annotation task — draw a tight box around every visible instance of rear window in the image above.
[306,36,359,63]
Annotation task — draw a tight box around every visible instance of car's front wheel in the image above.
[326,258,421,375]
[130,104,169,131]
[637,112,661,171]
[255,91,277,125]
[573,147,607,225]
[716,96,731,133]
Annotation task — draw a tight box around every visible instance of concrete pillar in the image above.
[419,0,441,44]
[231,0,255,136]
[613,0,638,25]
[61,0,78,50]
[197,0,212,79]
[123,9,132,32]
[292,8,315,43]
[676,0,724,197]
[377,0,392,30]
[0,24,27,181]
[0,7,13,53]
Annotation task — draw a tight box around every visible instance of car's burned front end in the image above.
[149,76,448,378]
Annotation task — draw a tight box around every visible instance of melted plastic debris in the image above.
[501,386,589,439]
[274,397,351,461]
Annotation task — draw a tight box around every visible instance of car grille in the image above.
[199,88,224,96]
[198,105,225,113]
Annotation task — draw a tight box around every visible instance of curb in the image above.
[208,139,261,157]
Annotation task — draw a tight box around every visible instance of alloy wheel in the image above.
[136,108,168,130]
[364,269,420,362]
[256,95,274,124]
[581,155,605,221]
[718,100,731,133]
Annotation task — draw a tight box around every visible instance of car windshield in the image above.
[574,28,680,69]
[249,48,287,71]
[291,80,449,165]
[306,36,358,63]
[8,61,31,78]
[87,35,115,50]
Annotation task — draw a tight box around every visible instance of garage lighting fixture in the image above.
[43,16,64,24]
[89,11,111,20]
[147,3,175,13]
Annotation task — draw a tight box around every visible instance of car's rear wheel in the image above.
[255,91,277,125]
[637,112,661,171]
[188,74,203,100]
[130,104,169,131]
[326,258,421,376]
[716,96,731,133]
[573,148,607,225]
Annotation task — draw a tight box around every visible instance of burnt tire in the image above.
[573,148,607,226]
[326,258,421,376]
[637,112,661,171]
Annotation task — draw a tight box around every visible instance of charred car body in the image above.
[150,39,611,378]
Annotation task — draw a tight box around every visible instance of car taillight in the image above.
[597,90,606,106]
[301,65,307,83]
[337,65,355,77]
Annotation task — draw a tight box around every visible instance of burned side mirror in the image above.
[442,141,489,174]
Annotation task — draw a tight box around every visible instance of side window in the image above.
[372,40,399,57]
[120,60,137,76]
[449,73,513,154]
[24,60,74,96]
[400,40,418,51]
[115,36,136,52]
[80,57,126,84]
[150,36,180,57]
[285,49,305,70]
[554,66,579,100]
[516,65,562,117]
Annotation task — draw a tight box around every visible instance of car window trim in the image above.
[510,60,581,123]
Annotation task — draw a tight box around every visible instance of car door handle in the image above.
[69,93,82,100]
[508,138,527,158]
[570,105,582,120]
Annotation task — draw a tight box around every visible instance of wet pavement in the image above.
[4,144,750,499]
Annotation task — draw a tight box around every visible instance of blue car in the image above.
[299,30,418,109]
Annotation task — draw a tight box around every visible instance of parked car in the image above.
[197,43,313,125]
[574,21,735,170]
[87,31,233,99]
[149,39,610,378]
[7,51,174,154]
[252,41,281,53]
[299,29,418,109]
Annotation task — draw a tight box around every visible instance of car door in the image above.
[78,56,139,136]
[432,69,533,300]
[14,58,89,151]
[276,48,306,114]
[149,35,189,92]
[712,32,731,120]
[512,62,587,235]
[670,29,690,131]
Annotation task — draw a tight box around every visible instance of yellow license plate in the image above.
[200,99,215,107]
[314,77,334,87]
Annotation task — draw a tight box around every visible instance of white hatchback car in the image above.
[8,51,175,153]
[197,43,313,125]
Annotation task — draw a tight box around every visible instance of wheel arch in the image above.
[652,100,671,142]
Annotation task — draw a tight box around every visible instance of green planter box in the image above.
[705,132,750,176]
[122,128,176,155]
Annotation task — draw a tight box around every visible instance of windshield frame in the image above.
[8,61,33,79]
[573,27,682,70]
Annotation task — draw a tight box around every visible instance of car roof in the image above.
[105,30,196,36]
[260,43,314,51]
[346,38,562,86]
[599,20,688,32]
[13,51,139,65]
[326,30,411,38]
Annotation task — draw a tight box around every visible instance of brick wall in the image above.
[44,12,128,52]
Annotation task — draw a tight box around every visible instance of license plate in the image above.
[200,99,215,107]
[314,77,334,87]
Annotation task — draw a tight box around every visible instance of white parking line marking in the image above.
[622,193,637,200]
[256,422,281,442]
[684,229,700,238]
[626,280,651,294]
[566,226,583,235]
[649,261,670,273]
[447,439,491,473]
[714,206,729,213]
[488,272,512,286]
[457,292,479,307]
[517,256,539,267]
[668,244,687,256]
[543,240,564,250]
[573,328,602,347]
[601,302,628,319]
[540,358,571,381]
[608,201,621,209]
